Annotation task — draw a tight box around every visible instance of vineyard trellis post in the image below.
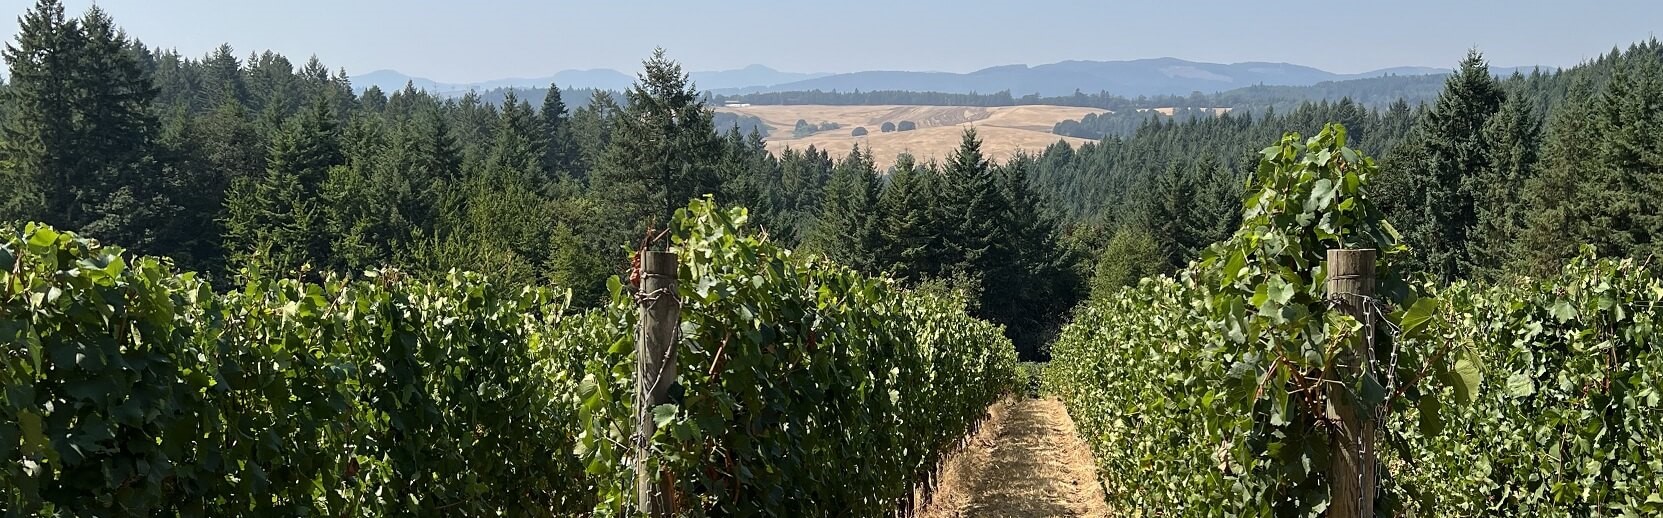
[635,250,680,516]
[1326,248,1377,518]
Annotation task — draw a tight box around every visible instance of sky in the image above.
[3,0,1659,82]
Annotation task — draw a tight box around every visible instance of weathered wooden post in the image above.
[1326,248,1377,518]
[635,250,680,516]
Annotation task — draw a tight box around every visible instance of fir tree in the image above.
[569,90,618,175]
[197,44,247,110]
[804,145,880,271]
[876,153,940,281]
[73,6,169,252]
[1145,160,1200,271]
[988,153,1082,353]
[0,0,79,223]
[592,49,724,248]
[939,128,1011,287]
[540,83,578,182]
[1469,94,1541,277]
[223,98,343,275]
[1403,50,1506,281]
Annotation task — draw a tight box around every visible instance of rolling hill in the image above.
[715,104,1101,169]
[354,59,1498,99]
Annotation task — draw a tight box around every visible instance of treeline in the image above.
[0,0,1076,358]
[1028,41,1663,296]
[470,85,770,137]
[1050,108,1215,139]
[710,72,1461,113]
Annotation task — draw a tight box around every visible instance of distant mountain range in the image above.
[353,64,831,96]
[354,59,1540,99]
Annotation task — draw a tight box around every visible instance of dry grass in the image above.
[918,397,1111,518]
[714,105,1103,168]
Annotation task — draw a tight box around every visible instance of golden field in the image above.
[715,104,1105,169]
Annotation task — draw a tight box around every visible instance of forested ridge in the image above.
[709,72,1455,114]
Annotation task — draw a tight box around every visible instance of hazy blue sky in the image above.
[5,0,1659,81]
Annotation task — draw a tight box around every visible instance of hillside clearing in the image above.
[715,104,1101,168]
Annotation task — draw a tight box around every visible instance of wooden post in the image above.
[635,251,680,516]
[1326,249,1377,518]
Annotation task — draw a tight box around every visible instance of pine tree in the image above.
[360,85,389,113]
[1403,50,1506,281]
[938,129,986,272]
[73,6,169,252]
[449,90,499,173]
[804,145,880,271]
[245,51,301,121]
[766,146,833,246]
[223,98,343,275]
[540,83,578,182]
[1145,160,1200,271]
[876,153,940,281]
[1191,157,1243,247]
[1565,60,1663,260]
[435,91,554,284]
[1,0,79,223]
[939,128,1012,299]
[1516,79,1597,275]
[1468,94,1541,277]
[320,114,393,270]
[715,126,776,216]
[591,49,724,249]
[988,153,1082,354]
[486,91,545,186]
[197,44,247,110]
[569,90,618,175]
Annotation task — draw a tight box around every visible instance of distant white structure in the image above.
[724,102,752,108]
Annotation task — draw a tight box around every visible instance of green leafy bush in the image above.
[1048,124,1428,514]
[0,223,591,516]
[1387,253,1663,516]
[2,198,1017,516]
[1017,362,1044,399]
[578,199,1017,515]
[1046,124,1663,516]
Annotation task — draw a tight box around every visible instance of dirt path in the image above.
[920,398,1111,518]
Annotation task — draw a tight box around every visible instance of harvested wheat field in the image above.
[714,105,1103,169]
[919,397,1111,518]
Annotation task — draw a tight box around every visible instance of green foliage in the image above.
[576,199,1017,515]
[1047,125,1439,514]
[1394,50,1507,281]
[1,1,166,254]
[222,98,343,275]
[592,48,724,246]
[0,222,591,516]
[1517,54,1663,274]
[802,145,881,271]
[1049,123,1663,515]
[1387,252,1663,516]
[1089,223,1162,297]
[1016,362,1044,399]
[4,198,1017,515]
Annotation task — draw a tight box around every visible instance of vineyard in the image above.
[0,200,1016,516]
[6,122,1661,517]
[1046,125,1663,516]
